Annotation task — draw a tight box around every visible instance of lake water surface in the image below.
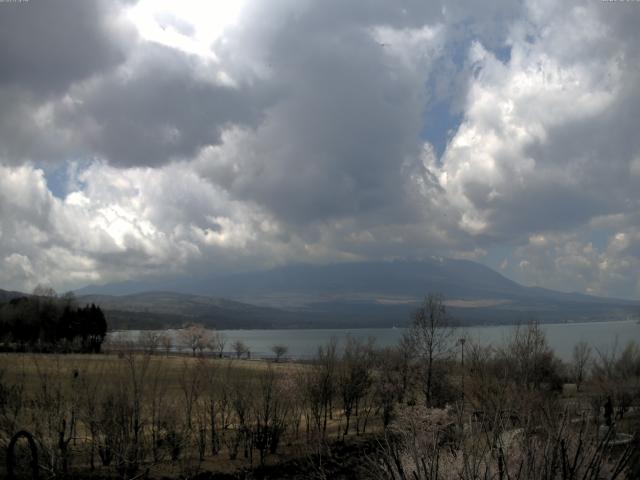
[111,320,640,361]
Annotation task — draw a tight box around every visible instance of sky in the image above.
[0,0,639,299]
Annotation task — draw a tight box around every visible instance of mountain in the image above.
[75,258,526,299]
[75,259,640,328]
[0,289,26,303]
[0,288,303,330]
[76,291,302,330]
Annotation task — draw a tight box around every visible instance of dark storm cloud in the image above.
[0,0,524,174]
[192,0,527,227]
[197,1,441,225]
[0,0,272,166]
[0,0,135,163]
[55,43,272,167]
[0,0,133,95]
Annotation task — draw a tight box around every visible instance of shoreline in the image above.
[108,317,639,334]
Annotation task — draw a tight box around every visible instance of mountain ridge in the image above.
[69,259,640,328]
[4,259,639,330]
[75,258,638,303]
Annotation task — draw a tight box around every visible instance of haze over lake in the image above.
[112,320,640,362]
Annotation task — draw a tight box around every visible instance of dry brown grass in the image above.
[0,351,340,478]
[0,352,307,396]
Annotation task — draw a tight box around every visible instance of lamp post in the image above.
[459,337,466,405]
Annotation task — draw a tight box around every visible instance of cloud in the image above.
[0,161,439,292]
[0,0,639,298]
[54,43,272,167]
[192,3,442,225]
[0,0,133,95]
[503,224,640,299]
[0,162,280,291]
[0,0,135,164]
[0,0,271,166]
[437,1,640,242]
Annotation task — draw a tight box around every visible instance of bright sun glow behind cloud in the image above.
[126,0,246,59]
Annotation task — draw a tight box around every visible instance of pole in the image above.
[460,337,466,405]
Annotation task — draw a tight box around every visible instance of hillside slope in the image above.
[74,259,640,328]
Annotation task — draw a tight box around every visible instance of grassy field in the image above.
[0,351,370,479]
[1,352,306,394]
[2,333,639,479]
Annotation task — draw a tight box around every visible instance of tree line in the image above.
[0,286,107,353]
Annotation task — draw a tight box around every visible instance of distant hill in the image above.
[0,289,27,303]
[0,288,307,330]
[76,291,303,330]
[74,259,640,328]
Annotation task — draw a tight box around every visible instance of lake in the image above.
[110,320,640,362]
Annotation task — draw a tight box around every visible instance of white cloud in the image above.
[438,4,627,236]
[0,162,275,291]
[503,226,640,299]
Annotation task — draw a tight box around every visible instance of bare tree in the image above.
[252,366,291,464]
[501,320,561,390]
[209,331,226,358]
[232,340,248,359]
[178,359,203,430]
[572,340,591,392]
[159,333,173,356]
[32,284,57,298]
[406,293,455,406]
[198,329,213,357]
[271,344,288,362]
[179,324,208,357]
[199,357,222,455]
[317,338,338,434]
[372,347,406,428]
[338,337,372,436]
[368,400,638,480]
[139,331,161,354]
[147,358,170,463]
[592,340,640,421]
